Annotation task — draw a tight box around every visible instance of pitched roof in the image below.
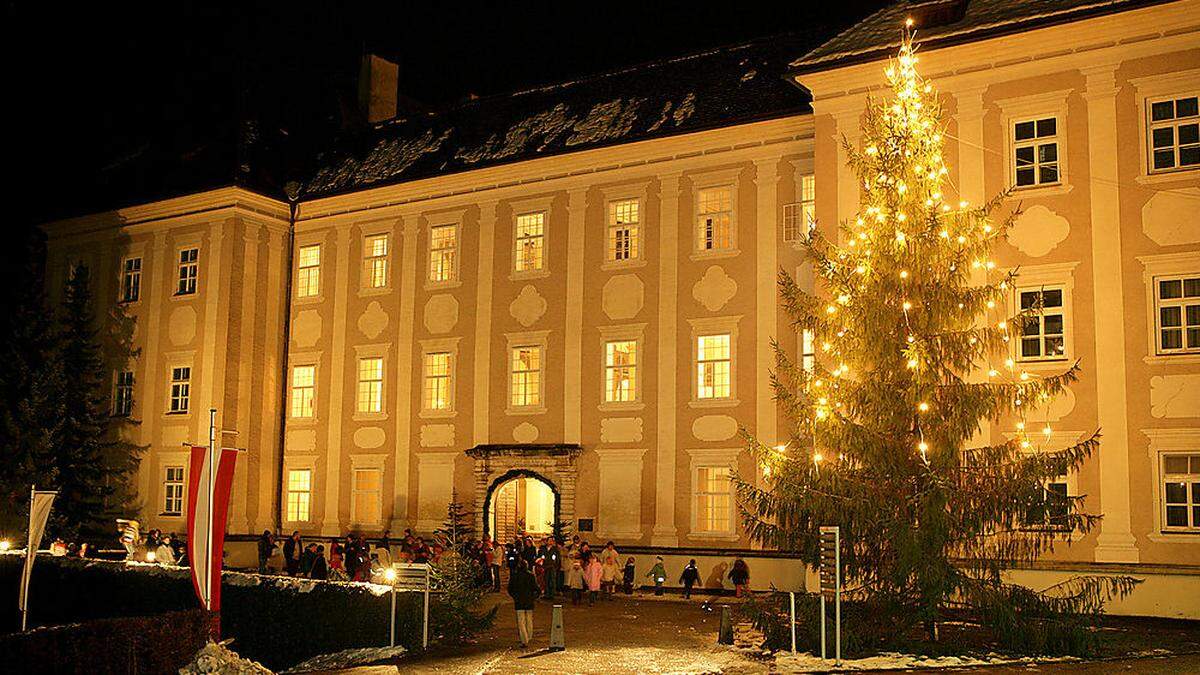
[300,30,827,199]
[790,0,1167,74]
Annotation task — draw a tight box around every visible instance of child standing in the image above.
[680,559,700,599]
[600,542,619,600]
[646,556,667,596]
[622,557,636,595]
[567,557,585,605]
[583,552,603,605]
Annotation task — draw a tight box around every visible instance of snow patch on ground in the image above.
[772,649,1078,672]
[283,645,406,673]
[180,640,273,674]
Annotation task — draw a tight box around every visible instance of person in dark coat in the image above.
[299,543,317,577]
[310,545,329,580]
[680,559,701,599]
[507,560,540,648]
[283,531,302,576]
[542,537,561,598]
[257,530,275,574]
[729,557,751,597]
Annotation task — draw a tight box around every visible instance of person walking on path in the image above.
[622,557,636,595]
[283,531,302,576]
[256,530,275,574]
[647,556,667,596]
[310,545,329,580]
[567,557,585,605]
[680,559,700,599]
[729,557,751,597]
[582,552,603,605]
[600,542,619,600]
[508,560,540,649]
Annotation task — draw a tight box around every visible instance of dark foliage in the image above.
[0,608,211,675]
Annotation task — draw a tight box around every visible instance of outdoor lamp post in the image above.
[384,567,397,647]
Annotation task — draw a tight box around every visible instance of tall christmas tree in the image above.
[738,30,1136,653]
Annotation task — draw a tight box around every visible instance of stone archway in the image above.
[467,443,581,541]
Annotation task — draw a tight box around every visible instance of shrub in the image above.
[0,608,211,674]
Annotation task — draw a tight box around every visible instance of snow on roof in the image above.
[790,0,1163,73]
[302,31,826,198]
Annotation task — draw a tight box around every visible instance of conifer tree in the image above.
[55,264,143,543]
[737,31,1136,653]
[434,490,476,556]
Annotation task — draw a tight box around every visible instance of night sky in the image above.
[5,1,891,230]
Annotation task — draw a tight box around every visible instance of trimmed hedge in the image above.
[0,555,434,670]
[0,609,211,674]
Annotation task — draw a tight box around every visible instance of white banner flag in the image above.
[19,489,56,630]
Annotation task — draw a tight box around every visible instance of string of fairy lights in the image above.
[762,19,1069,481]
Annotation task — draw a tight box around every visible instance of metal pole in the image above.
[789,591,796,654]
[206,408,216,610]
[835,529,842,666]
[389,584,396,648]
[820,593,826,660]
[20,485,33,632]
[422,570,430,649]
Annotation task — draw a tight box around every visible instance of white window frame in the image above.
[599,181,650,270]
[353,344,390,420]
[296,244,321,298]
[688,315,741,408]
[783,174,815,244]
[1011,115,1062,189]
[427,223,460,286]
[1138,252,1200,364]
[163,464,185,516]
[361,232,391,291]
[176,247,199,296]
[285,467,313,523]
[350,459,385,527]
[120,256,142,304]
[113,369,135,417]
[1161,452,1200,533]
[1130,70,1200,183]
[1146,94,1200,174]
[996,89,1072,197]
[1016,285,1068,362]
[1007,262,1078,370]
[1153,274,1200,356]
[513,211,547,276]
[607,198,641,264]
[168,365,191,415]
[1144,428,1200,540]
[290,364,316,419]
[419,337,461,418]
[598,323,646,411]
[506,330,550,415]
[686,448,740,540]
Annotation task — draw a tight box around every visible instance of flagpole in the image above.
[20,485,32,632]
[207,408,216,612]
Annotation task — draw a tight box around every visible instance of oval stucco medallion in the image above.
[692,414,739,442]
[354,426,386,449]
[168,306,197,346]
[513,422,540,444]
[424,294,460,334]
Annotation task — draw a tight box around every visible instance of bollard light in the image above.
[0,540,10,552]
[146,551,156,562]
[384,567,397,583]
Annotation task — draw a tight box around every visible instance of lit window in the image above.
[1155,275,1200,354]
[1162,454,1200,532]
[423,352,453,411]
[696,466,732,533]
[291,365,315,418]
[607,200,640,262]
[1149,96,1199,172]
[696,186,733,251]
[169,366,191,414]
[510,345,542,407]
[515,212,546,272]
[801,329,815,375]
[286,469,312,522]
[429,225,458,283]
[357,358,384,414]
[1018,287,1067,361]
[1013,117,1060,187]
[176,248,198,295]
[363,234,389,288]
[296,244,321,298]
[163,466,185,516]
[783,175,815,243]
[352,468,382,525]
[696,334,731,399]
[604,340,637,403]
[120,257,142,303]
[114,370,135,417]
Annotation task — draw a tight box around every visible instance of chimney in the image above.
[359,54,399,124]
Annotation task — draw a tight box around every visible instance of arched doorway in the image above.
[484,470,559,543]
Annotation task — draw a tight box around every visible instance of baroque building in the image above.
[41,0,1200,616]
